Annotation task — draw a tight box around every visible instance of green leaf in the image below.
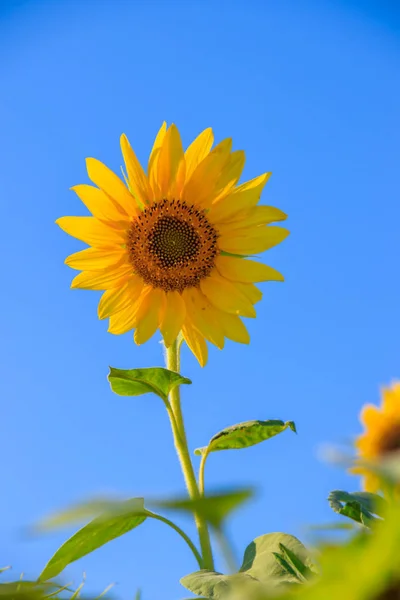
[275,543,315,581]
[195,420,296,456]
[39,499,147,581]
[328,490,385,527]
[108,367,191,401]
[34,496,126,532]
[219,251,249,259]
[239,532,312,586]
[153,488,254,528]
[180,570,259,599]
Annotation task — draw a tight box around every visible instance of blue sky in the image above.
[1,0,399,598]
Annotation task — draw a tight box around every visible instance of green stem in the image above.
[199,451,208,496]
[145,510,202,568]
[166,340,214,570]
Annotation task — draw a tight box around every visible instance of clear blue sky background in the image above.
[1,0,399,598]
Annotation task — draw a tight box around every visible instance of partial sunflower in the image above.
[353,382,400,492]
[57,123,289,366]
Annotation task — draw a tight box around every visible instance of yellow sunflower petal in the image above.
[148,123,167,201]
[219,226,289,255]
[56,216,126,246]
[71,185,127,222]
[86,157,138,216]
[148,121,167,172]
[134,287,165,345]
[184,127,214,181]
[183,138,232,209]
[200,271,256,318]
[182,320,208,367]
[120,134,152,207]
[210,173,271,223]
[217,206,287,234]
[182,289,225,350]
[216,310,250,344]
[108,300,141,334]
[360,404,383,429]
[212,150,246,203]
[234,282,262,305]
[160,291,186,347]
[362,472,381,493]
[71,265,133,290]
[157,124,184,198]
[65,247,126,271]
[98,277,144,320]
[382,383,400,414]
[215,256,284,283]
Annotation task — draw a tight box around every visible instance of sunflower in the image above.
[57,123,288,366]
[353,382,400,492]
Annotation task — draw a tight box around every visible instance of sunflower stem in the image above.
[165,340,214,570]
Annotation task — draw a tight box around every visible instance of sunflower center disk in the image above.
[379,423,400,455]
[128,199,218,293]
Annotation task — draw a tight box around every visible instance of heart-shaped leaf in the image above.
[152,488,254,529]
[108,367,191,401]
[239,532,312,586]
[195,420,296,456]
[328,490,385,527]
[180,570,259,599]
[39,499,147,581]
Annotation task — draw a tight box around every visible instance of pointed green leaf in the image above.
[39,499,147,581]
[35,497,126,532]
[195,420,296,456]
[219,251,249,259]
[276,543,315,581]
[153,488,254,528]
[239,533,312,586]
[108,367,191,401]
[328,490,386,527]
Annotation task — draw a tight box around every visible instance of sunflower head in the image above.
[57,123,289,366]
[353,382,400,492]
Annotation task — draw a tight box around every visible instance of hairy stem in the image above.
[166,340,214,570]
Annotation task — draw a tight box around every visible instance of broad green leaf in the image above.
[39,499,147,581]
[180,570,259,599]
[108,367,191,401]
[195,420,296,456]
[328,490,385,527]
[239,533,312,586]
[153,488,254,528]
